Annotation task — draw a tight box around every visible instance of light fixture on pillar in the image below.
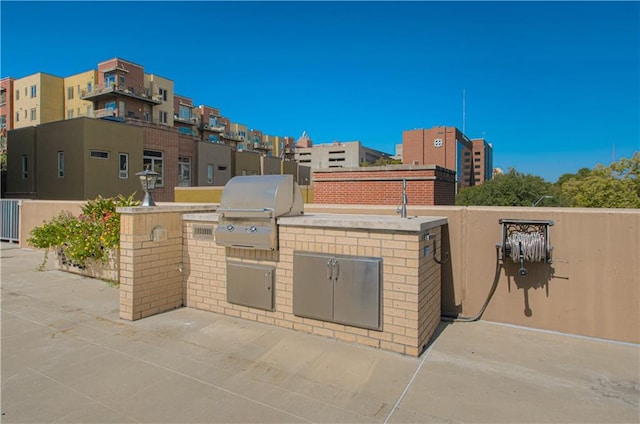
[136,166,160,207]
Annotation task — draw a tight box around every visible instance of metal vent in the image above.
[193,225,214,239]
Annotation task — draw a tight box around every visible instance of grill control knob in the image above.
[249,226,258,233]
[226,224,234,231]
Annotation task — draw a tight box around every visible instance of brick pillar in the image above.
[118,208,186,320]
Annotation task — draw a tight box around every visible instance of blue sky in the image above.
[1,1,638,182]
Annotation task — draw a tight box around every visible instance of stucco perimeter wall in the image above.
[18,200,85,247]
[305,204,640,344]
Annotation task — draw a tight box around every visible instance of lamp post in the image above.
[532,195,553,207]
[136,167,160,207]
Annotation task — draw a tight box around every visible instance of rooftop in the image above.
[2,243,638,423]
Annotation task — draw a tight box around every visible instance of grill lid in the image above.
[217,175,304,218]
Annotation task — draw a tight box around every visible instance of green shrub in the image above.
[27,194,140,270]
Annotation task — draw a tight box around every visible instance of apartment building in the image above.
[1,77,14,134]
[173,94,198,136]
[402,126,493,189]
[295,140,391,169]
[64,70,98,120]
[80,58,165,122]
[13,72,64,129]
[2,56,306,200]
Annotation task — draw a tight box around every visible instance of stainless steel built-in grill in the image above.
[215,174,304,250]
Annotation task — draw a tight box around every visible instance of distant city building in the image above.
[13,72,64,129]
[1,77,15,133]
[295,140,391,169]
[402,126,493,189]
[393,143,403,161]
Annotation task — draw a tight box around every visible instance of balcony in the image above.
[174,114,198,125]
[202,124,226,132]
[253,142,272,151]
[81,84,163,105]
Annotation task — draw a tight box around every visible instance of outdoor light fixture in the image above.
[136,167,160,207]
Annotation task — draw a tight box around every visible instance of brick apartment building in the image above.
[402,126,493,189]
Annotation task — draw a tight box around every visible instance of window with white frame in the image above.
[143,150,163,187]
[67,87,74,100]
[119,153,128,179]
[67,110,74,119]
[30,85,36,98]
[178,156,191,187]
[57,151,64,178]
[21,155,28,179]
[159,88,167,101]
[15,89,19,100]
[30,108,36,121]
[207,164,214,184]
[159,111,168,124]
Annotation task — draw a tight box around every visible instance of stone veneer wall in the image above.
[183,220,442,356]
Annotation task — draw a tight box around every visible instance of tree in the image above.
[456,169,555,206]
[559,153,640,208]
[360,157,403,167]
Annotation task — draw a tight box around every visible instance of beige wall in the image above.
[13,73,64,128]
[19,200,85,247]
[64,70,97,119]
[145,74,174,126]
[305,205,640,344]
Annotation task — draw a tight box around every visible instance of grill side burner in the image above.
[215,175,304,250]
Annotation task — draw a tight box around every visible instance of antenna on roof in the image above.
[462,89,466,135]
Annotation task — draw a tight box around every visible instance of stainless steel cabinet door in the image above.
[333,256,382,330]
[293,252,334,321]
[227,262,274,311]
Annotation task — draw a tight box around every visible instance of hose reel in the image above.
[498,219,554,276]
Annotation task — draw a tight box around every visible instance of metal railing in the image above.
[1,199,20,243]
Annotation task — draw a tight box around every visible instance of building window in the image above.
[208,134,219,143]
[178,157,191,187]
[474,151,481,155]
[159,111,168,124]
[30,85,37,98]
[0,89,6,105]
[207,164,214,184]
[15,89,19,100]
[178,127,191,135]
[159,88,167,101]
[218,166,227,171]
[30,108,36,121]
[433,138,443,148]
[90,150,110,159]
[87,82,92,93]
[21,155,28,179]
[105,101,116,115]
[67,87,74,100]
[118,74,125,87]
[475,158,480,162]
[143,150,163,187]
[475,165,481,169]
[179,105,191,121]
[464,158,470,163]
[474,172,481,176]
[57,151,64,178]
[15,112,19,122]
[105,73,115,88]
[67,110,74,119]
[119,153,128,179]
[0,115,6,128]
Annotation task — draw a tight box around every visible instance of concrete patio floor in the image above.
[1,243,638,423]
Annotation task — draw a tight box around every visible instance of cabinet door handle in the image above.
[333,260,339,281]
[326,259,333,280]
[264,271,271,290]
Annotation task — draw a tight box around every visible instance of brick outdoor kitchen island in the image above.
[118,207,447,357]
[185,213,446,356]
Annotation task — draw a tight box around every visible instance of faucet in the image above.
[396,178,408,218]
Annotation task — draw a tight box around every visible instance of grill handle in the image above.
[217,208,274,218]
